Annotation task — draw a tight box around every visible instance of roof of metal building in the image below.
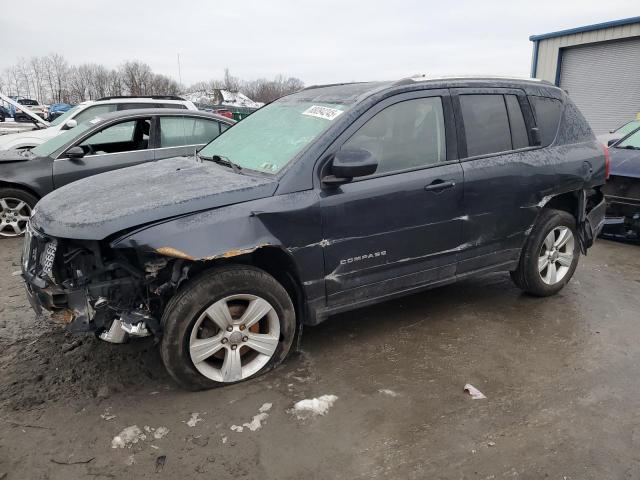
[529,16,640,42]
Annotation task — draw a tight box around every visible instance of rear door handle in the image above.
[424,180,456,192]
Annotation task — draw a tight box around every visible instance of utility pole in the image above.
[177,53,183,86]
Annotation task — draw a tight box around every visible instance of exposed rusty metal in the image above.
[51,309,74,324]
[156,244,270,262]
[155,247,195,261]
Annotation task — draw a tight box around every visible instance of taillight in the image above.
[602,143,610,180]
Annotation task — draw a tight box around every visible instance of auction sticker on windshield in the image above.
[302,105,343,121]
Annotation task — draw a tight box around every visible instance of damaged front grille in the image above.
[40,239,58,278]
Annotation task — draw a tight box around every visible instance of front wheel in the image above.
[510,209,580,296]
[160,265,297,390]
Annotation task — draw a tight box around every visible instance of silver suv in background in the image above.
[0,96,197,150]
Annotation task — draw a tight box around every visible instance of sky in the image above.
[1,0,638,86]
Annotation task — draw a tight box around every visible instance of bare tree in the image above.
[2,54,303,105]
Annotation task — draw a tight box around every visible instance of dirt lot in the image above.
[1,237,639,479]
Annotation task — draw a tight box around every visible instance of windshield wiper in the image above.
[198,153,243,173]
[619,145,640,150]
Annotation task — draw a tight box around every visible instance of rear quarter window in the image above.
[528,96,563,146]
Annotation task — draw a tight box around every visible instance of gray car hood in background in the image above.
[0,149,32,163]
[31,156,278,240]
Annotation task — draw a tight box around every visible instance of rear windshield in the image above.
[528,96,563,146]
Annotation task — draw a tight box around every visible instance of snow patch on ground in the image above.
[153,426,170,439]
[111,425,146,449]
[185,412,203,427]
[293,395,338,418]
[378,389,399,397]
[464,384,487,400]
[231,403,273,433]
[100,408,116,420]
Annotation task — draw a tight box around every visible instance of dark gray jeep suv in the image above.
[22,77,607,390]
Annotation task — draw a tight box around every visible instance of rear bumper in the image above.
[586,196,607,238]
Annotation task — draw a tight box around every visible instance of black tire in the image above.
[0,187,38,238]
[510,209,580,297]
[160,265,297,390]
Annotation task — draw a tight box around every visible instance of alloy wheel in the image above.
[538,226,574,285]
[189,294,280,382]
[0,197,32,237]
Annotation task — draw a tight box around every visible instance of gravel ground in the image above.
[0,236,639,479]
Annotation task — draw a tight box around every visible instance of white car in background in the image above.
[0,96,197,150]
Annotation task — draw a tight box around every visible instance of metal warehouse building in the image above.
[530,16,640,134]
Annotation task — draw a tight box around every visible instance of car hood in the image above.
[0,127,55,146]
[31,156,278,240]
[0,149,32,163]
[609,148,640,179]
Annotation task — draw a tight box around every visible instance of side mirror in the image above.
[530,127,542,146]
[607,138,619,147]
[65,146,85,159]
[64,119,77,130]
[323,148,378,186]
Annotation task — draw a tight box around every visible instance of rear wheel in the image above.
[510,209,580,296]
[160,265,296,390]
[0,188,37,238]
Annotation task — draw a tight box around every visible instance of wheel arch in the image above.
[180,245,308,326]
[0,181,41,202]
[542,191,580,218]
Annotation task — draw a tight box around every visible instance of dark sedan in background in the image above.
[0,109,233,237]
[602,128,640,241]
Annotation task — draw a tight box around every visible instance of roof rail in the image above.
[395,75,555,85]
[302,82,365,91]
[96,95,186,101]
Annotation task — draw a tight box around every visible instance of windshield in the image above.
[199,100,351,174]
[18,99,38,106]
[616,129,640,149]
[614,120,640,137]
[31,119,96,157]
[50,105,82,126]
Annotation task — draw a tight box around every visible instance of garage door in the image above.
[559,36,640,134]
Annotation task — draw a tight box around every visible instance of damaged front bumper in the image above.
[21,224,160,339]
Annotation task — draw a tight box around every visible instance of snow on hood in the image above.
[183,89,263,108]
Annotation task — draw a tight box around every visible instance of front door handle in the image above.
[424,180,456,192]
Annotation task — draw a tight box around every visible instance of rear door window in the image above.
[460,95,512,157]
[504,95,529,149]
[159,116,221,147]
[528,96,563,146]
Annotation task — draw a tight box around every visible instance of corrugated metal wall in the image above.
[534,23,640,82]
[559,37,640,134]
